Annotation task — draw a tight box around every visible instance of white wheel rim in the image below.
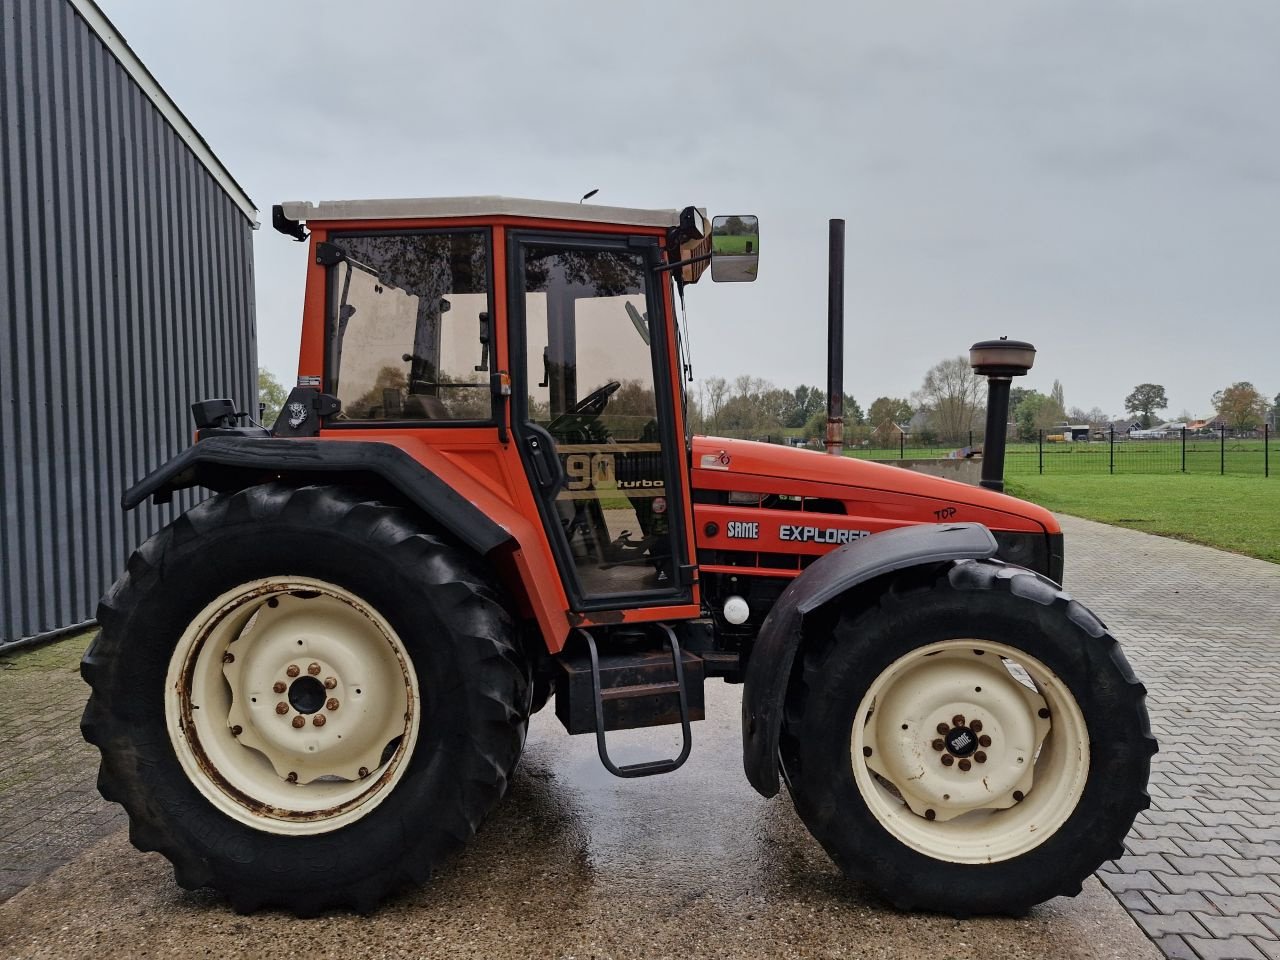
[851,639,1089,863]
[164,576,420,835]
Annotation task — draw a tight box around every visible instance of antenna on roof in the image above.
[579,188,599,204]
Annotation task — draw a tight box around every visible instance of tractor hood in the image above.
[689,436,1062,579]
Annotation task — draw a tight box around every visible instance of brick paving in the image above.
[1059,515,1280,960]
[0,518,1276,960]
[0,631,123,902]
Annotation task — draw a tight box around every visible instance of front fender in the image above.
[741,523,999,798]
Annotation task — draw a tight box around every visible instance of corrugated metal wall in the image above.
[0,0,257,644]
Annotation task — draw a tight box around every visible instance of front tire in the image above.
[81,483,530,914]
[780,559,1155,916]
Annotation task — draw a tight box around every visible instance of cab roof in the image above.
[277,196,684,229]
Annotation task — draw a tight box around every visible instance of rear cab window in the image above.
[325,230,493,423]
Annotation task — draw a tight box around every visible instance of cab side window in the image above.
[327,231,492,422]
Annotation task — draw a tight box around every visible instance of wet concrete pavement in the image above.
[0,678,1157,960]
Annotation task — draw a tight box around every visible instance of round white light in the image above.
[723,596,750,625]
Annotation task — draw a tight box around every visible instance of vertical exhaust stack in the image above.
[825,219,845,456]
[970,338,1036,492]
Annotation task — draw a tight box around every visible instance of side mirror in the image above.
[711,215,759,282]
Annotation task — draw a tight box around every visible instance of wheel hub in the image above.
[861,646,1055,823]
[851,638,1090,864]
[167,576,419,834]
[288,674,327,714]
[943,724,979,757]
[220,597,400,785]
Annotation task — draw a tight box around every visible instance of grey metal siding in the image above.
[1,0,257,644]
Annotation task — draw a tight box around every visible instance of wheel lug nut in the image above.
[958,759,972,772]
[275,702,289,715]
[1013,790,1025,802]
[924,809,936,821]
[970,719,983,733]
[1038,708,1050,719]
[941,754,954,766]
[324,677,337,690]
[979,735,991,747]
[974,751,987,763]
[312,714,326,727]
[326,698,339,711]
[286,772,298,783]
[358,767,370,779]
[307,662,322,676]
[222,652,235,664]
[931,739,945,751]
[231,725,243,736]
[292,716,305,728]
[952,715,966,727]
[286,665,300,678]
[936,722,949,735]
[862,746,872,757]
[273,681,286,694]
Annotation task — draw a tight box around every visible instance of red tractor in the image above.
[82,197,1154,916]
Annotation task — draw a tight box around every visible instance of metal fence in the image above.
[842,426,1273,477]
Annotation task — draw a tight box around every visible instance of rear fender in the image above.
[122,436,572,646]
[741,522,999,798]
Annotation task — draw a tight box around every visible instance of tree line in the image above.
[686,363,1278,447]
[691,357,996,446]
[1122,382,1276,432]
[259,366,1278,442]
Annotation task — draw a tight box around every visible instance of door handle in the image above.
[524,429,564,493]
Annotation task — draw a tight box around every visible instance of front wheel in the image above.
[81,484,530,914]
[780,560,1156,916]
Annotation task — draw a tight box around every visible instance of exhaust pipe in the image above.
[969,338,1036,491]
[825,219,845,456]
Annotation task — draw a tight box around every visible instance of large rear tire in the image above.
[780,559,1155,916]
[81,483,530,914]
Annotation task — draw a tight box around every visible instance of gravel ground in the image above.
[0,671,1156,960]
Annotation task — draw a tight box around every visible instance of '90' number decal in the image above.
[565,453,616,490]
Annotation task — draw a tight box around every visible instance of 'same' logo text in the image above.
[726,521,759,539]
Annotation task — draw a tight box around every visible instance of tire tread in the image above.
[781,558,1155,916]
[81,482,530,914]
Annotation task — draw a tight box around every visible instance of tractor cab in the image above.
[269,197,757,625]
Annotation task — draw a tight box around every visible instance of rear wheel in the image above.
[82,483,530,914]
[780,560,1155,916]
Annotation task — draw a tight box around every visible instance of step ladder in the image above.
[577,625,694,778]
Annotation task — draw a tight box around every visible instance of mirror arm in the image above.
[652,252,711,275]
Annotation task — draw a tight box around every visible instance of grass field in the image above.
[1005,474,1280,563]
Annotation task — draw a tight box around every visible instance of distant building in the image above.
[1054,424,1091,442]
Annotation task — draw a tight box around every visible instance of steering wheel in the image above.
[547,380,621,438]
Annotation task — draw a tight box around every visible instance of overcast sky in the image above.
[107,0,1279,419]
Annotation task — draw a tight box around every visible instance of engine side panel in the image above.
[690,436,1058,581]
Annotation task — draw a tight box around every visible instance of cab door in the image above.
[508,232,692,609]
